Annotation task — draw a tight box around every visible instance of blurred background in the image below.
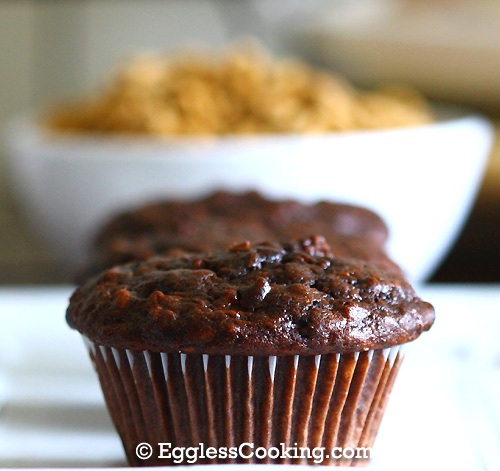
[0,0,499,284]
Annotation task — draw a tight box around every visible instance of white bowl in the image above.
[3,106,494,282]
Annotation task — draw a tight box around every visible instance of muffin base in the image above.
[85,339,403,466]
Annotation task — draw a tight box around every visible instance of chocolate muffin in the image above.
[82,191,396,279]
[67,236,434,466]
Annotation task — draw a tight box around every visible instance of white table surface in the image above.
[0,284,499,470]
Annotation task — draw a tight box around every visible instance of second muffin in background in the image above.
[81,190,399,280]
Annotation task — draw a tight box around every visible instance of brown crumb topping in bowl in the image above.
[47,43,433,136]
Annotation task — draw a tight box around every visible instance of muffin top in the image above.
[68,236,434,355]
[83,191,393,278]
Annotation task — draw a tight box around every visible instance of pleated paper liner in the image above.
[84,339,403,467]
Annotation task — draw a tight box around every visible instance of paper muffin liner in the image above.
[84,338,403,467]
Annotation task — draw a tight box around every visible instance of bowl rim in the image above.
[3,102,494,157]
